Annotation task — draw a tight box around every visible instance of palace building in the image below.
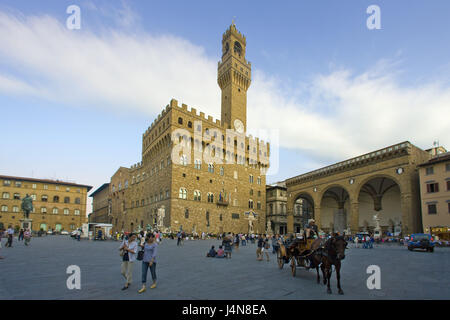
[418,150,450,240]
[0,175,92,232]
[89,183,110,224]
[101,23,270,235]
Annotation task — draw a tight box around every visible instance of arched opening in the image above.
[358,177,401,235]
[293,193,314,234]
[320,186,350,234]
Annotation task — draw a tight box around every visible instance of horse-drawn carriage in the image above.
[277,237,321,276]
[277,235,348,294]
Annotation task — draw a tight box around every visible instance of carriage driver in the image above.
[304,219,318,239]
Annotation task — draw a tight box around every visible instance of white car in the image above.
[47,230,53,235]
[60,230,69,235]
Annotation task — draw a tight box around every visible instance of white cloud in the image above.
[0,9,449,168]
[249,64,450,162]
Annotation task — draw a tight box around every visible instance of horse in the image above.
[311,235,348,294]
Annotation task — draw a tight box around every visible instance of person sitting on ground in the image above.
[216,246,225,258]
[207,245,217,257]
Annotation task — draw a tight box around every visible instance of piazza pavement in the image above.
[0,235,449,300]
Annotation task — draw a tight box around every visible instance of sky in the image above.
[0,0,449,215]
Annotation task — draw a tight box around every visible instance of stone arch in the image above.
[356,173,403,196]
[320,184,351,234]
[318,183,351,202]
[291,191,315,209]
[291,192,315,233]
[356,174,402,235]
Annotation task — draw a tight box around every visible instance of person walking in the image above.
[0,228,4,258]
[241,234,247,246]
[138,234,158,293]
[18,229,24,242]
[234,234,240,252]
[256,236,264,261]
[263,236,270,261]
[119,233,137,290]
[24,229,31,246]
[354,236,359,248]
[6,225,14,248]
[223,235,232,259]
[177,231,182,246]
[272,234,279,254]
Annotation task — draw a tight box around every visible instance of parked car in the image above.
[71,230,77,238]
[47,230,53,235]
[60,230,69,235]
[408,233,435,252]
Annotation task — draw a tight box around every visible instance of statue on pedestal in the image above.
[373,213,381,230]
[157,206,165,228]
[246,212,256,234]
[266,220,273,235]
[21,194,33,219]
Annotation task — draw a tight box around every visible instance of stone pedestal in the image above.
[20,218,33,231]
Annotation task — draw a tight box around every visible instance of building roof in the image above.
[89,183,110,198]
[418,152,450,167]
[0,174,93,191]
[286,141,421,186]
[266,181,287,191]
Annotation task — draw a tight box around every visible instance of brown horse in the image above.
[311,236,348,294]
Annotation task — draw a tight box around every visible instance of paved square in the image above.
[0,236,449,299]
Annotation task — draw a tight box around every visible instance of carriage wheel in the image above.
[291,258,296,277]
[277,250,284,269]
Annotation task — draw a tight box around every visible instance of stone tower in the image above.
[218,22,251,133]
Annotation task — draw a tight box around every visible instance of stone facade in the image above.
[418,151,450,238]
[285,142,431,236]
[106,24,269,235]
[89,183,110,223]
[266,183,288,234]
[0,175,91,232]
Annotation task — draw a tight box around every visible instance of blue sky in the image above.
[0,0,449,214]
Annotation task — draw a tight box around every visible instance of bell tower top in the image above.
[221,23,247,61]
[218,23,251,132]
